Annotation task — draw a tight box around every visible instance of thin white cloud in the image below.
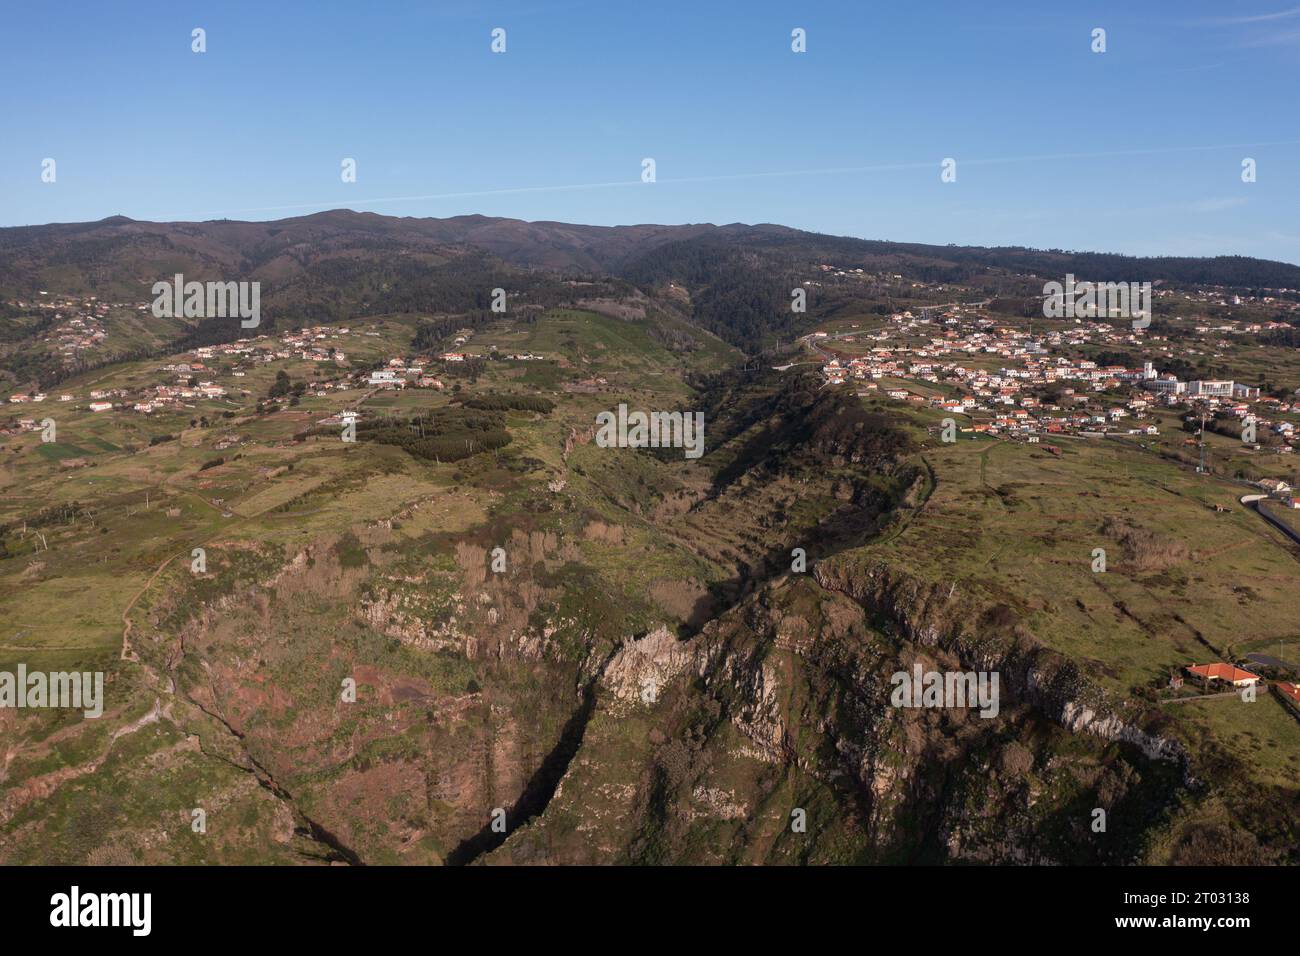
[1199,5,1300,23]
[1189,197,1249,212]
[1169,58,1241,72]
[1189,5,1300,45]
[1239,28,1300,45]
[145,139,1300,222]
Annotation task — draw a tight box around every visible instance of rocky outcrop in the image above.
[600,625,695,707]
[813,557,1191,773]
[357,586,468,654]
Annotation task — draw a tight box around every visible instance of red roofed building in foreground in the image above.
[1277,682,1300,705]
[1184,663,1260,687]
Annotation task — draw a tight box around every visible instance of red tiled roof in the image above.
[1185,663,1258,683]
[1277,682,1300,704]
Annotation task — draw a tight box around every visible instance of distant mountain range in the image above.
[4,210,1299,297]
[2,211,1298,379]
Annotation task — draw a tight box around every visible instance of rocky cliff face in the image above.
[479,563,1187,865]
[467,377,1195,865]
[0,370,1223,867]
[812,557,1191,772]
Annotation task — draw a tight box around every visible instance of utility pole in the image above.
[1197,406,1208,474]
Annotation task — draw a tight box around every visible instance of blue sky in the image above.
[3,0,1299,263]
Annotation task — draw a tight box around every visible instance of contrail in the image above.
[149,138,1300,222]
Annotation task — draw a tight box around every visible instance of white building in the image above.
[1188,380,1234,398]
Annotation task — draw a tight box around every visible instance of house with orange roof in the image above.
[1276,682,1300,706]
[1184,662,1260,688]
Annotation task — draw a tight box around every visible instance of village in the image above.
[8,322,359,416]
[812,302,1300,473]
[803,290,1300,725]
[10,291,113,357]
[1,299,556,442]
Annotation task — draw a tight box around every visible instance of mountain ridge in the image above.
[3,210,1299,291]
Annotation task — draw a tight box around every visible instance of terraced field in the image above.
[1,305,1296,866]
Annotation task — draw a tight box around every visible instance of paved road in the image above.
[1246,497,1300,548]
[1102,437,1300,559]
[1246,652,1299,670]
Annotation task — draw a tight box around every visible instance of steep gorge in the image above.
[475,373,1193,864]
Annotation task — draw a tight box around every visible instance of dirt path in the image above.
[120,552,185,662]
